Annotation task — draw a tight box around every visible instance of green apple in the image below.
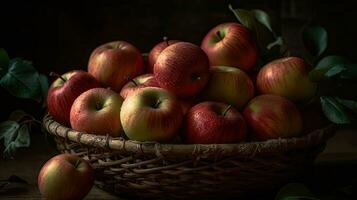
[201,66,255,109]
[120,87,183,142]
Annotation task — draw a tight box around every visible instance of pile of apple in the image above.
[47,22,317,144]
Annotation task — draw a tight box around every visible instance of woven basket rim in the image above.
[43,114,337,157]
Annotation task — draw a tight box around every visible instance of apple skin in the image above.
[243,94,303,141]
[201,22,258,71]
[147,39,181,73]
[38,154,94,200]
[70,88,123,137]
[184,101,246,144]
[120,87,183,142]
[119,73,159,99]
[256,57,317,102]
[88,41,144,92]
[201,66,255,109]
[47,70,101,127]
[154,42,210,98]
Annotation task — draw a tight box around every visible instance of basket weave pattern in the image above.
[43,114,336,199]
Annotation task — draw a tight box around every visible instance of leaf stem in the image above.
[74,159,81,168]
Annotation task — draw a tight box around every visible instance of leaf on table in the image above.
[340,63,357,80]
[0,121,19,141]
[302,26,328,57]
[2,123,31,159]
[320,96,351,124]
[0,175,28,191]
[0,48,10,78]
[0,58,42,102]
[275,183,320,200]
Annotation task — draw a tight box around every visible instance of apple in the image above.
[154,42,210,98]
[184,101,246,144]
[243,94,302,141]
[256,57,317,102]
[70,88,123,137]
[201,22,258,71]
[88,41,144,92]
[201,66,255,109]
[147,37,181,73]
[47,70,101,126]
[119,73,159,99]
[38,153,94,200]
[120,87,183,142]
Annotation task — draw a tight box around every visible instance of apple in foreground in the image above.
[147,37,181,73]
[243,94,302,141]
[70,88,123,137]
[201,66,255,109]
[184,101,246,144]
[256,57,317,102]
[47,70,101,126]
[120,87,183,142]
[88,41,144,92]
[154,42,210,98]
[38,154,94,200]
[201,22,258,71]
[119,73,159,98]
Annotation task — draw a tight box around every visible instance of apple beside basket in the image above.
[43,23,337,199]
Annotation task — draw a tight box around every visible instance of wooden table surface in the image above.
[1,127,357,200]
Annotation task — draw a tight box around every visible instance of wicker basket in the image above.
[43,114,336,199]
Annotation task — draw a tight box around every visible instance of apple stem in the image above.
[130,79,138,86]
[49,72,66,82]
[163,36,169,46]
[216,31,223,40]
[222,105,232,116]
[154,100,161,108]
[74,159,81,168]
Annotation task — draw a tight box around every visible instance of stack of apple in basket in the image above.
[43,22,333,199]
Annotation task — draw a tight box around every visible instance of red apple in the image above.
[147,37,181,73]
[154,42,210,98]
[256,57,317,102]
[243,94,302,141]
[88,41,144,92]
[120,87,183,142]
[201,66,255,109]
[47,70,101,126]
[201,22,258,71]
[70,88,123,137]
[184,101,246,144]
[119,73,159,99]
[38,154,94,200]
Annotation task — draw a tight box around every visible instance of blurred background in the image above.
[1,0,357,118]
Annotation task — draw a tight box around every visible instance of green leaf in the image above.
[0,48,10,78]
[228,5,256,31]
[252,9,274,33]
[0,121,19,141]
[324,64,345,78]
[340,64,357,79]
[336,98,357,113]
[309,55,350,81]
[275,183,320,200]
[3,124,31,159]
[228,5,277,59]
[302,26,328,57]
[267,36,283,50]
[0,58,42,102]
[38,73,49,102]
[320,96,351,124]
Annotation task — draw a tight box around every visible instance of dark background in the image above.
[1,0,357,120]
